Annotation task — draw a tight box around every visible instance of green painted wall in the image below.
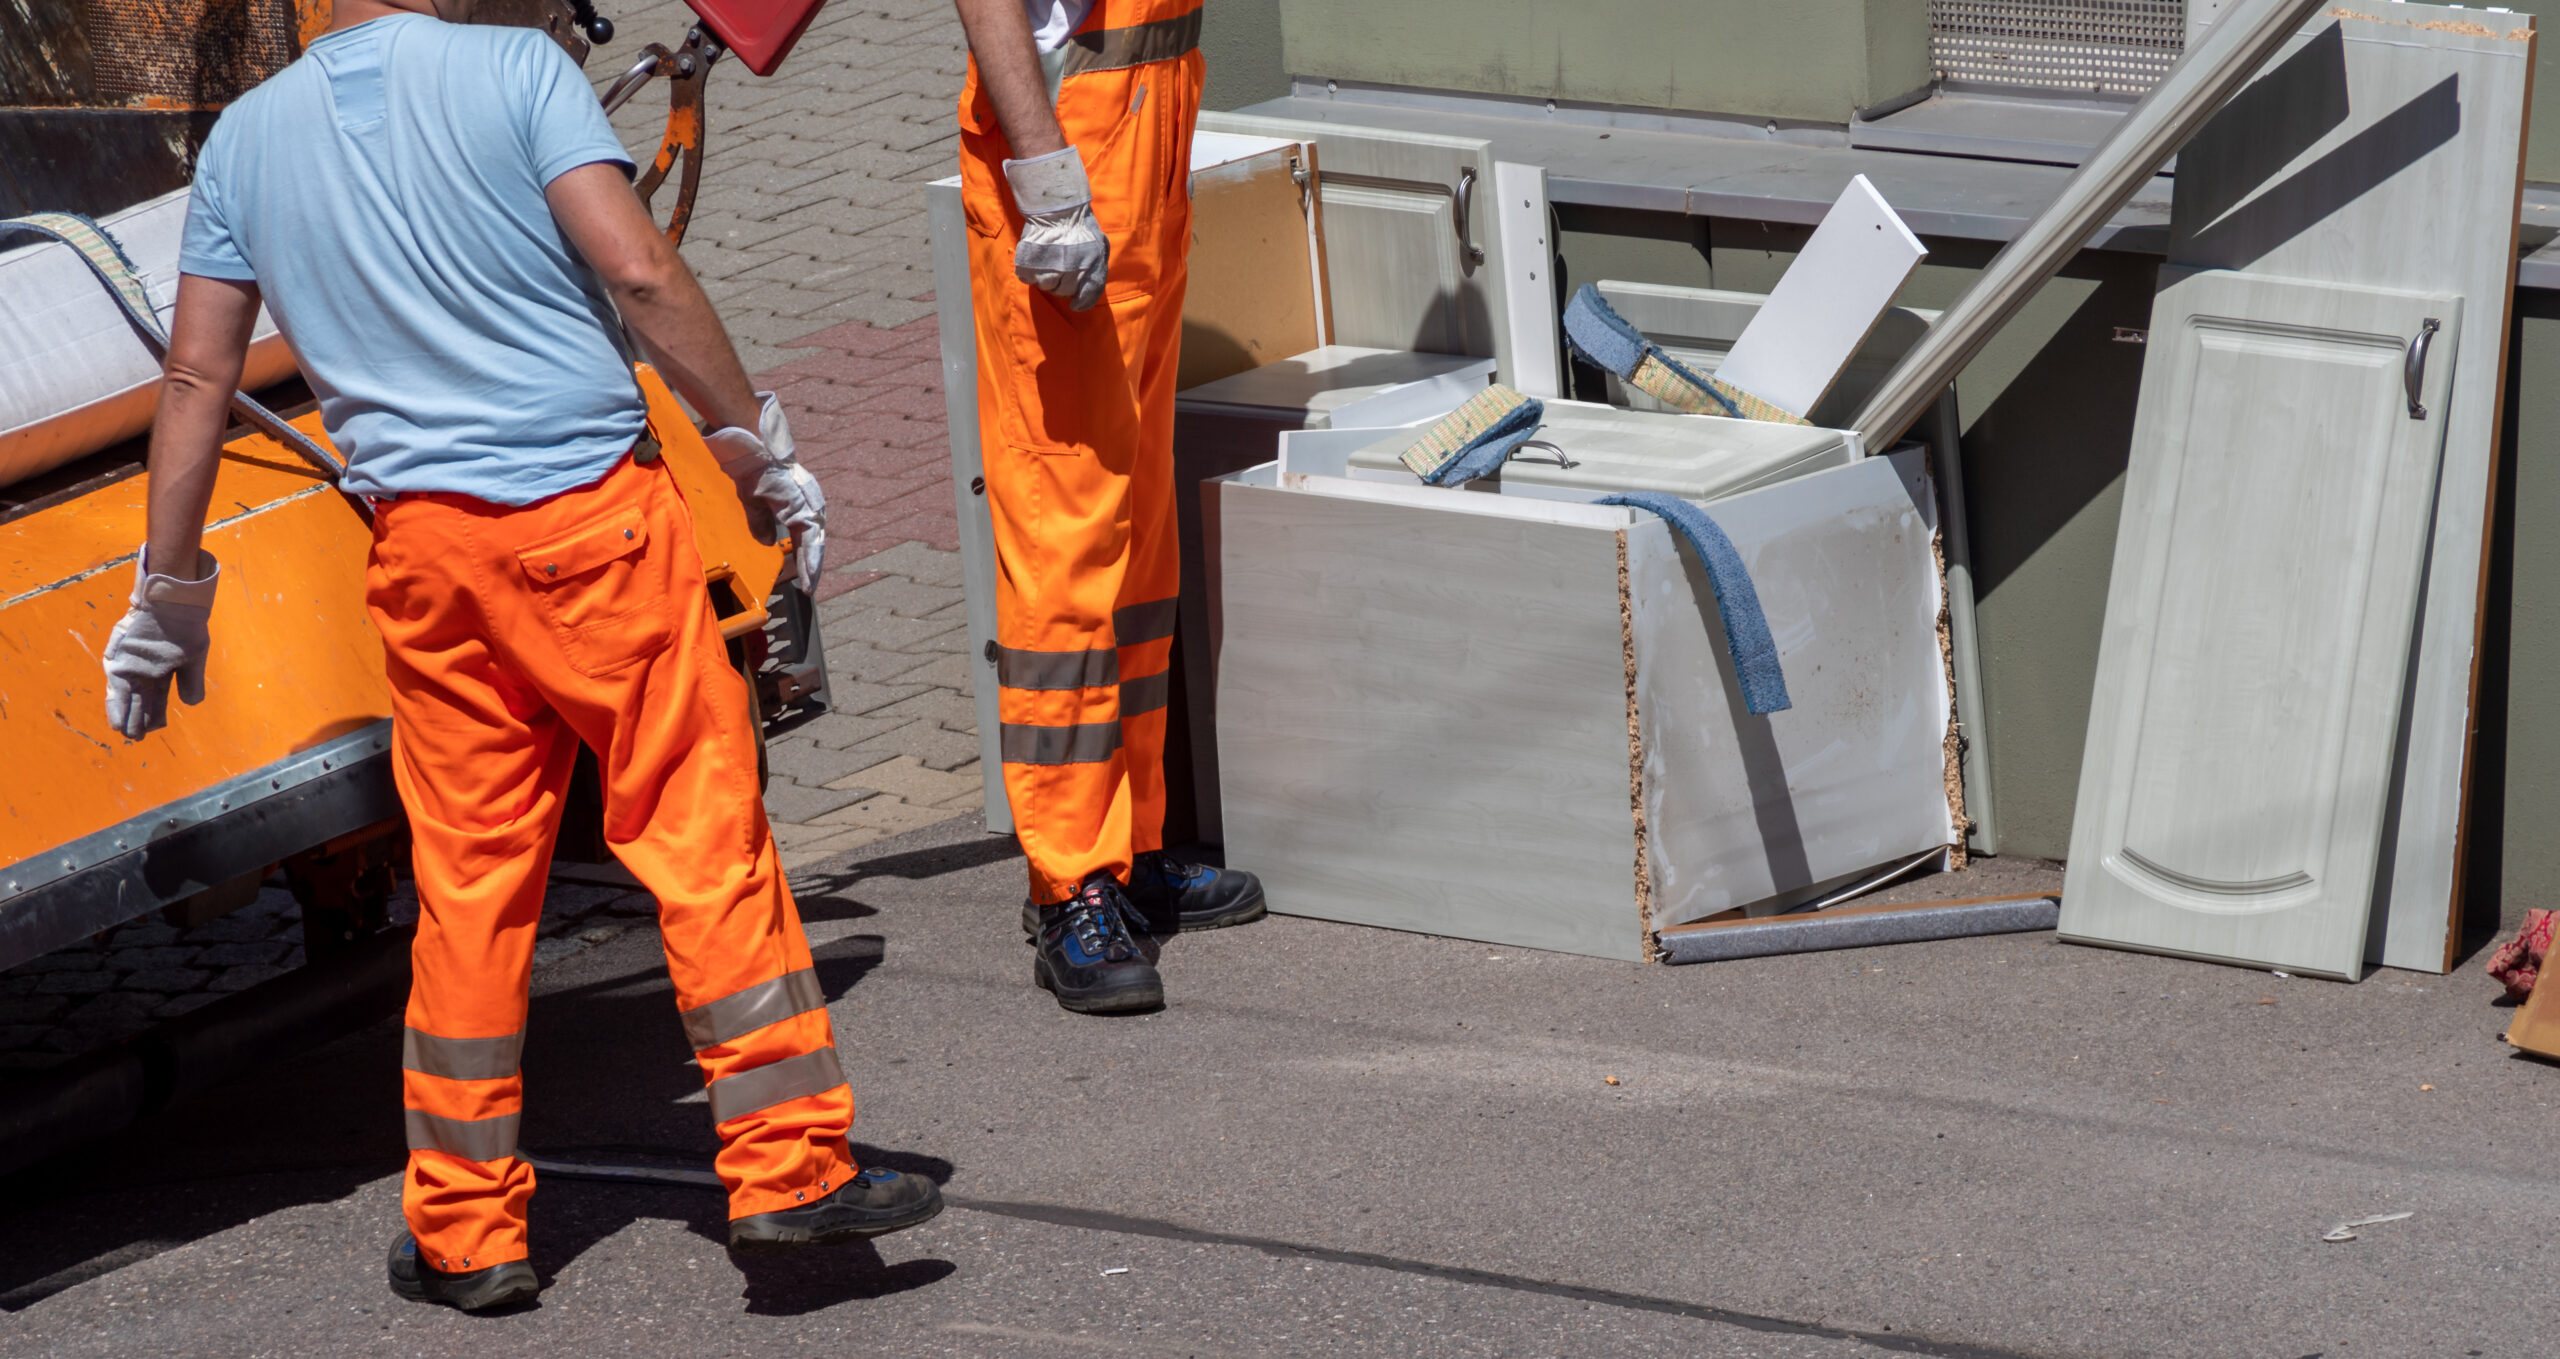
[1276,0,1933,124]
[1202,0,1291,111]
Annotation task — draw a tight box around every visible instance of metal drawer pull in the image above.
[2405,317,2440,420]
[1455,166,1485,267]
[1507,439,1578,469]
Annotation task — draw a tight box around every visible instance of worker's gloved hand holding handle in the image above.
[707,391,829,588]
[101,546,220,741]
[1006,146,1109,312]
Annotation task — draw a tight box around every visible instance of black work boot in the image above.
[1018,852,1268,937]
[727,1165,945,1253]
[1031,873,1163,1013]
[1125,850,1266,934]
[387,1233,538,1312]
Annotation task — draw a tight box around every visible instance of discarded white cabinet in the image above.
[1198,111,1524,387]
[2060,269,2461,980]
[1211,438,1960,961]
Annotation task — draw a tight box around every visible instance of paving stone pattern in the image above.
[0,9,1002,1073]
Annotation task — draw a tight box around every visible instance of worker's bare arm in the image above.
[952,0,1066,158]
[544,161,760,434]
[144,274,260,578]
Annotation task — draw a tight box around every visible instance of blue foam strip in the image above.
[1598,490,1791,715]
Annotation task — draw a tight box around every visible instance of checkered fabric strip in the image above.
[1626,355,1810,426]
[1398,384,1541,479]
[0,211,168,348]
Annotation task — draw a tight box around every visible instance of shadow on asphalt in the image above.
[0,820,999,1312]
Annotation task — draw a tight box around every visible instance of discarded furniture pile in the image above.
[935,0,2560,1048]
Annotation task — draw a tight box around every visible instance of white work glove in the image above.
[101,546,220,742]
[1005,146,1109,312]
[706,391,828,588]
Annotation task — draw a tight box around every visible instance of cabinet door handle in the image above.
[1455,166,1485,268]
[2405,317,2440,420]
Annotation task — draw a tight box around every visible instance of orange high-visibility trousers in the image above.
[365,452,853,1271]
[959,0,1203,904]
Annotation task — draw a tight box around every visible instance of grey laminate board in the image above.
[2174,6,2536,973]
[2060,269,2461,980]
[1630,453,1958,928]
[1213,481,1648,960]
[926,177,1010,833]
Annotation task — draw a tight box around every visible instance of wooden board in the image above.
[1715,174,1926,420]
[2060,269,2461,979]
[2507,963,2560,1060]
[1177,145,1326,392]
[2176,7,2536,973]
[1630,452,1957,927]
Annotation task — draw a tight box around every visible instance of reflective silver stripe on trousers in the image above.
[1119,669,1170,717]
[405,1109,521,1162]
[1000,719,1122,766]
[1113,597,1178,645]
[1058,8,1203,79]
[402,1028,525,1082]
[996,643,1118,691]
[681,967,827,1051]
[704,1047,848,1124]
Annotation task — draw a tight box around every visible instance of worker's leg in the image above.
[962,130,1145,907]
[1115,52,1202,858]
[367,503,583,1273]
[479,456,855,1221]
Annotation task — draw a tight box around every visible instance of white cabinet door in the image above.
[2060,269,2460,979]
[1197,112,1512,384]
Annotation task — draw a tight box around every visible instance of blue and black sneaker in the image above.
[1017,852,1267,938]
[1125,850,1265,934]
[1031,873,1163,1013]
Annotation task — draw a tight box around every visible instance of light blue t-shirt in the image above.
[180,15,645,504]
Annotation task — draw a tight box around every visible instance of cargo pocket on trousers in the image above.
[516,513,676,677]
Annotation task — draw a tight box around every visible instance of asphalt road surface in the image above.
[1,815,2551,1357]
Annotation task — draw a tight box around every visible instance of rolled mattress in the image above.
[2,189,296,489]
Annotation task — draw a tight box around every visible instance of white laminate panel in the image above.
[1715,174,1927,420]
[2062,270,2461,979]
[1630,452,1958,928]
[1213,480,1645,960]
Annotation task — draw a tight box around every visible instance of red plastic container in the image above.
[680,0,829,76]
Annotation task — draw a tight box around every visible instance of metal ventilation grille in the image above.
[1932,1,2187,97]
